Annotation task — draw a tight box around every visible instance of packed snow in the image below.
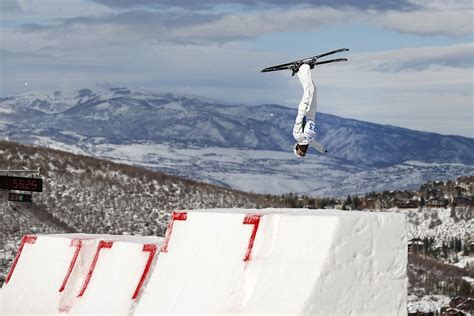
[1,209,407,315]
[407,294,451,313]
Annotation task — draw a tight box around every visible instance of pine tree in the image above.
[463,242,470,256]
[420,196,426,207]
[344,195,352,210]
[352,196,361,210]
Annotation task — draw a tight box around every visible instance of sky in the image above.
[0,0,473,137]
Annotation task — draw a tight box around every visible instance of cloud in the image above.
[4,2,471,54]
[375,9,474,37]
[2,10,223,51]
[0,0,22,12]
[163,7,359,42]
[408,0,474,10]
[179,6,474,40]
[91,0,414,11]
[357,43,474,72]
[2,0,113,22]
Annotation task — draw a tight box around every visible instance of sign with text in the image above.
[8,192,33,203]
[0,176,43,192]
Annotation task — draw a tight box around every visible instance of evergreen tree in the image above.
[352,196,361,210]
[419,196,426,207]
[344,195,352,210]
[463,242,470,256]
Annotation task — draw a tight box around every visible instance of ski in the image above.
[261,48,349,75]
[262,48,348,71]
[310,141,328,154]
[261,58,347,74]
[312,47,349,60]
[313,58,347,66]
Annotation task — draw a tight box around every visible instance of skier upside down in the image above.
[261,48,348,158]
[292,63,317,158]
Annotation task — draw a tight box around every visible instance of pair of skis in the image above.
[261,48,349,76]
[261,48,349,155]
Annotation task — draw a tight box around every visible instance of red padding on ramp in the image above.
[132,244,158,300]
[59,239,83,292]
[243,214,262,261]
[77,240,113,297]
[5,235,37,284]
[161,212,188,253]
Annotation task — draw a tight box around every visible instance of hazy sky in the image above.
[1,0,473,137]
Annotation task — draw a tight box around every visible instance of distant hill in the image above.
[0,88,472,195]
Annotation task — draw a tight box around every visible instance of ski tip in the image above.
[261,67,281,73]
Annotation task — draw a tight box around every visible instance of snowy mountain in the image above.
[0,87,472,196]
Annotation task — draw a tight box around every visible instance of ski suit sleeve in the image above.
[292,63,317,144]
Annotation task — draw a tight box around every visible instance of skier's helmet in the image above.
[294,143,308,158]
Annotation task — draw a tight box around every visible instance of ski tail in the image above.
[310,141,328,154]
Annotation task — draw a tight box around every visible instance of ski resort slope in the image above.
[1,209,407,315]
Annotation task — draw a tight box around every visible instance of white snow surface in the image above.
[454,256,474,269]
[138,208,408,315]
[463,276,474,284]
[1,234,161,315]
[407,294,451,313]
[1,209,407,315]
[397,207,472,247]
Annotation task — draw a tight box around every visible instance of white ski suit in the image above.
[293,63,317,145]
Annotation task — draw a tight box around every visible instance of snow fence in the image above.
[1,209,407,315]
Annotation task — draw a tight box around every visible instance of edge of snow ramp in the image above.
[1,209,407,315]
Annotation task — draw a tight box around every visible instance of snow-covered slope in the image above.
[1,87,472,196]
[2,210,408,315]
[402,207,472,247]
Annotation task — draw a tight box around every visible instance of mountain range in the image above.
[0,87,472,196]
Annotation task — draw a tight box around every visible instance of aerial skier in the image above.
[261,48,349,158]
[292,63,317,158]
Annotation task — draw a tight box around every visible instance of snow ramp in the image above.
[0,234,161,315]
[1,209,407,315]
